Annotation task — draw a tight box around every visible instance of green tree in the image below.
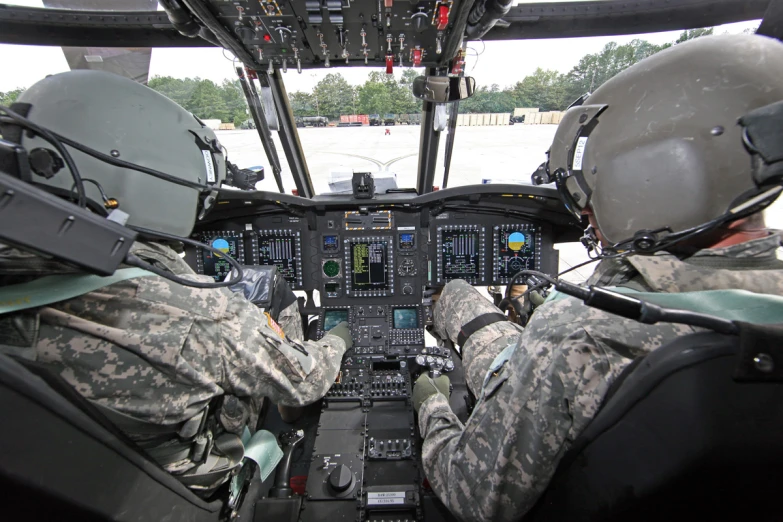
[290,91,318,116]
[314,73,355,119]
[358,80,393,114]
[675,27,714,43]
[510,68,569,111]
[0,88,23,106]
[220,79,248,126]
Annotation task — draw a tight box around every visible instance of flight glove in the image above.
[327,321,353,349]
[413,373,451,413]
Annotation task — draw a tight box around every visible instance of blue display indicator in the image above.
[399,233,415,250]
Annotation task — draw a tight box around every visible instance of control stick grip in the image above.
[269,429,305,498]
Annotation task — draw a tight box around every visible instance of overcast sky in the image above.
[0,0,759,93]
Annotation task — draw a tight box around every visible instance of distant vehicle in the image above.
[339,114,368,126]
[409,113,421,125]
[239,119,256,130]
[298,116,329,127]
[512,107,538,123]
[369,114,381,126]
[383,113,396,125]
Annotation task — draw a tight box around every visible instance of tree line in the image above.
[291,28,717,117]
[0,27,729,123]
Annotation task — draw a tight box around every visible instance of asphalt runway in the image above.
[218,125,783,282]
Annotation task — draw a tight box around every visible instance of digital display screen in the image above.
[393,308,418,329]
[259,236,297,283]
[323,235,339,252]
[399,233,415,250]
[351,241,388,289]
[497,230,536,279]
[202,236,241,282]
[323,310,348,331]
[442,231,479,279]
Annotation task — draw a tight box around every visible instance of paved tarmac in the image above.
[218,125,783,283]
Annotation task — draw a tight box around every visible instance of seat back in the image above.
[0,353,225,521]
[527,331,783,522]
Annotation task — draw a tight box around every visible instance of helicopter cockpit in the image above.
[2,1,783,521]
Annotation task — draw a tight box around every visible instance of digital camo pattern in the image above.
[420,233,783,521]
[278,300,305,341]
[434,279,524,395]
[0,242,347,426]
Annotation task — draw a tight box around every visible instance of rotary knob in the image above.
[276,26,292,44]
[412,11,428,32]
[403,284,413,295]
[328,464,354,493]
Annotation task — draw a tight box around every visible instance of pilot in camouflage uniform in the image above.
[0,240,346,427]
[0,70,351,488]
[414,34,783,521]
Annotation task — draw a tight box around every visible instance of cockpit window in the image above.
[3,0,158,11]
[0,8,761,196]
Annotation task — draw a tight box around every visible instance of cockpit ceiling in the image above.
[0,0,769,59]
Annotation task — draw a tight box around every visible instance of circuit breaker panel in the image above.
[208,0,464,72]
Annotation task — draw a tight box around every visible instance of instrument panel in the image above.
[189,209,558,293]
[185,200,563,365]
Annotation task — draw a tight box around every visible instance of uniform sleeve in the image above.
[277,300,305,341]
[418,300,619,521]
[213,289,346,408]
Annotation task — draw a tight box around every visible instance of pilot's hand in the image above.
[413,373,451,413]
[327,321,353,350]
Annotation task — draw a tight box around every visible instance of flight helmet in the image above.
[545,34,783,248]
[14,70,226,237]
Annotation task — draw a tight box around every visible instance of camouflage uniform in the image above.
[0,241,347,429]
[421,233,783,521]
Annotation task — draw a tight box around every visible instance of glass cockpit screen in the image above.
[259,235,298,283]
[393,308,418,329]
[496,230,536,278]
[442,231,479,279]
[323,309,348,331]
[351,241,388,289]
[201,236,242,282]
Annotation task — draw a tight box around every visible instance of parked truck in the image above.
[298,116,329,127]
[383,113,396,125]
[369,114,382,126]
[398,113,421,125]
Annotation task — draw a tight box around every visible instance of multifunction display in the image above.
[322,309,348,331]
[257,229,303,288]
[493,224,541,283]
[351,242,388,289]
[197,232,244,282]
[436,225,486,284]
[344,237,394,297]
[392,308,418,329]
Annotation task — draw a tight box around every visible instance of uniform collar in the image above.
[626,232,783,293]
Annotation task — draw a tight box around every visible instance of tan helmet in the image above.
[15,70,226,238]
[546,34,783,248]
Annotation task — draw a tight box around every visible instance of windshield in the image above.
[0,6,770,199]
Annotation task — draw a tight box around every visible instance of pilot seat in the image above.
[527,328,783,522]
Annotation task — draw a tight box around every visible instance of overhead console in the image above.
[204,0,469,72]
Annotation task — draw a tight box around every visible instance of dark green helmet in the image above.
[17,70,226,237]
[547,34,783,247]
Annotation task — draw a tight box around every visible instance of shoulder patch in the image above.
[265,312,286,339]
